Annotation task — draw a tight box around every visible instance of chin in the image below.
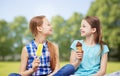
[81,34,85,37]
[46,33,52,36]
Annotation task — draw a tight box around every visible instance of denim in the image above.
[9,64,75,76]
[8,73,47,76]
[53,64,75,76]
[9,73,21,76]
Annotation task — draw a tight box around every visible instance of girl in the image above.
[19,16,60,76]
[70,16,109,76]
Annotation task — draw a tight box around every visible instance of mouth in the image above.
[80,31,85,34]
[50,29,53,32]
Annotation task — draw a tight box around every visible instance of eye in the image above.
[83,25,85,28]
[48,23,51,26]
[82,24,86,28]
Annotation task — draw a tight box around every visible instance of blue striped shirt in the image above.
[26,40,52,76]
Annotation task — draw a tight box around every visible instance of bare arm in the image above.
[93,53,108,76]
[70,50,83,69]
[48,44,60,76]
[19,47,40,76]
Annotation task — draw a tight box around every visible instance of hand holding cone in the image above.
[36,44,43,57]
[76,42,83,60]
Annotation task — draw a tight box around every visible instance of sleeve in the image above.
[70,40,78,51]
[102,45,109,55]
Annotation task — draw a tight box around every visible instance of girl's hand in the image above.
[32,58,40,72]
[76,51,83,61]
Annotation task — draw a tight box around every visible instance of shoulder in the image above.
[26,40,34,47]
[102,44,109,54]
[25,40,35,51]
[71,40,83,46]
[21,40,34,57]
[21,46,28,58]
[102,44,109,51]
[71,40,78,45]
[22,46,27,51]
[70,39,83,51]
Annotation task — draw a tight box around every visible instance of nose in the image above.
[80,27,82,32]
[51,25,53,28]
[50,25,53,30]
[80,27,81,30]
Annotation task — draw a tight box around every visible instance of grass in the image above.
[106,62,120,74]
[0,61,20,76]
[0,61,120,76]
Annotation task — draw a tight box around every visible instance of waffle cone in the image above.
[76,46,82,52]
[76,42,82,52]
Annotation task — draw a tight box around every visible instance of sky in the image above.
[0,0,94,22]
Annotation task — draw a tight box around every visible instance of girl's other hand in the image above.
[32,58,40,72]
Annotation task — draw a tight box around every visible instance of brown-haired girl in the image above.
[70,16,109,76]
[19,16,60,76]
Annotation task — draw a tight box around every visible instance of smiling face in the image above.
[80,19,96,37]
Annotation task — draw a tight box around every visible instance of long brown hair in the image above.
[29,15,45,36]
[29,15,57,70]
[47,41,57,71]
[84,16,104,51]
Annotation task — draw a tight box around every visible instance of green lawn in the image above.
[0,61,120,76]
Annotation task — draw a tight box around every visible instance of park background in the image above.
[0,0,120,76]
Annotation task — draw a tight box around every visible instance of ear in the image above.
[37,26,42,32]
[92,28,96,33]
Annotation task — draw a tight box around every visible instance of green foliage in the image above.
[87,0,120,27]
[0,16,29,61]
[0,20,11,60]
[10,16,28,54]
[0,62,20,76]
[49,13,83,60]
[87,0,120,61]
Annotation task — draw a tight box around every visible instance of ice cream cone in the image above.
[76,42,82,60]
[76,42,82,52]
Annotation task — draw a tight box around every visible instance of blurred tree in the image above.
[0,20,11,61]
[50,15,66,60]
[50,13,83,61]
[9,16,28,60]
[87,0,120,61]
[63,12,83,61]
[66,12,83,40]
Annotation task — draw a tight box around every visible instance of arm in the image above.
[93,53,108,76]
[48,44,60,76]
[19,47,40,76]
[70,50,83,69]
